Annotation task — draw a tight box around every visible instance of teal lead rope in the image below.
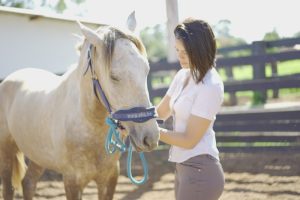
[105,118,126,153]
[105,117,149,185]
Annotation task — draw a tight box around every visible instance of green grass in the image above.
[217,142,292,147]
[155,60,300,84]
[269,59,300,76]
[151,59,300,105]
[151,76,172,88]
[218,59,300,81]
[153,97,162,105]
[157,141,296,150]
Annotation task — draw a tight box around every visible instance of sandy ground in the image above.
[1,149,299,200]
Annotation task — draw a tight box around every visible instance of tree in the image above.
[263,29,281,53]
[213,19,231,38]
[0,0,85,13]
[54,0,85,13]
[294,31,300,37]
[0,0,32,8]
[140,24,167,62]
[213,19,247,49]
[55,0,66,13]
[263,29,280,41]
[213,19,248,57]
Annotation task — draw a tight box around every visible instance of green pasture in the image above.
[157,141,294,150]
[151,59,300,105]
[218,59,300,80]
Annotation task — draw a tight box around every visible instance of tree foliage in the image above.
[263,29,280,41]
[294,32,300,37]
[0,0,31,8]
[213,19,247,49]
[140,24,167,62]
[139,20,252,61]
[0,0,85,13]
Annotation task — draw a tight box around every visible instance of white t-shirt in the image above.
[166,67,224,163]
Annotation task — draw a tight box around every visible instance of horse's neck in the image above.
[61,44,108,129]
[69,65,108,127]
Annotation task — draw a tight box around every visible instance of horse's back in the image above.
[0,68,60,115]
[1,68,61,93]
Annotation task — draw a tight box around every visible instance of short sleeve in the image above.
[191,85,224,120]
[166,69,184,96]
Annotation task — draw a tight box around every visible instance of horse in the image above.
[0,13,160,200]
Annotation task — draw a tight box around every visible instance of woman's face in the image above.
[175,39,189,69]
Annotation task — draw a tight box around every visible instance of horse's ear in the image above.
[126,11,137,32]
[77,20,103,46]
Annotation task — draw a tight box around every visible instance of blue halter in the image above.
[85,45,157,185]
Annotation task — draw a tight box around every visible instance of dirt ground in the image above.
[1,98,300,199]
[1,149,299,200]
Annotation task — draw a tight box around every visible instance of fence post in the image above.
[225,67,237,105]
[271,60,279,98]
[252,41,267,104]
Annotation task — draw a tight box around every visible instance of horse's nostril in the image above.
[143,136,156,150]
[143,136,151,148]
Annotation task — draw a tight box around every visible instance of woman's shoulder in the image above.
[200,68,223,87]
[191,69,223,99]
[177,68,190,77]
[173,68,190,82]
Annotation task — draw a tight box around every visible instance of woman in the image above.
[157,18,225,200]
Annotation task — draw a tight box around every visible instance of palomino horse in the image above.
[0,13,159,200]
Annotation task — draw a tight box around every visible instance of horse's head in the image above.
[78,13,159,152]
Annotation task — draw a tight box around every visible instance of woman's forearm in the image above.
[159,128,195,149]
[156,95,171,120]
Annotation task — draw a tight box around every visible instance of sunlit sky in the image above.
[39,0,300,43]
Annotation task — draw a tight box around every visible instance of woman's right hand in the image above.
[117,128,128,139]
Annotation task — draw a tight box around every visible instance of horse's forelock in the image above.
[99,26,147,69]
[78,26,147,76]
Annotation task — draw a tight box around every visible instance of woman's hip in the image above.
[175,154,225,200]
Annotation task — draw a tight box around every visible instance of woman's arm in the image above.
[159,114,211,149]
[156,95,172,120]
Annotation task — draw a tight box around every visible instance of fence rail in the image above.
[148,37,300,105]
[217,50,300,67]
[160,107,300,152]
[224,73,300,92]
[214,108,300,132]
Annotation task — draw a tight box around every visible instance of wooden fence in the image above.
[148,37,300,105]
[1,37,300,152]
[160,105,300,152]
[214,107,300,152]
[150,37,300,152]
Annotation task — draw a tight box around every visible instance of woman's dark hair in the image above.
[174,18,216,83]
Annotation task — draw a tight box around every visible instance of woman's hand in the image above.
[158,115,211,149]
[117,127,128,139]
